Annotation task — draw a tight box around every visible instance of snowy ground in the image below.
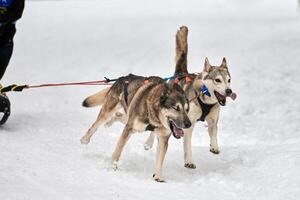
[1,0,300,199]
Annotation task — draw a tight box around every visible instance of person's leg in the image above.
[0,40,14,80]
[0,40,14,125]
[0,24,16,125]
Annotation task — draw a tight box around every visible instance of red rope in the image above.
[27,80,113,89]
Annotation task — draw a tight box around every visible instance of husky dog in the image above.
[144,26,237,169]
[80,74,164,145]
[81,74,191,181]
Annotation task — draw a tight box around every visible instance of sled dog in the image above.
[81,74,191,181]
[144,26,237,169]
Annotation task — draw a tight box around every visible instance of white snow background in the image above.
[1,0,300,199]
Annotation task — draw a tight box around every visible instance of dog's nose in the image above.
[184,120,192,129]
[225,89,232,96]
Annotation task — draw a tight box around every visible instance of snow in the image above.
[1,0,300,199]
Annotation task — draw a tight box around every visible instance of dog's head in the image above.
[159,84,191,139]
[194,57,236,106]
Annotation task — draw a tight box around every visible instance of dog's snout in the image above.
[225,88,232,96]
[184,120,192,129]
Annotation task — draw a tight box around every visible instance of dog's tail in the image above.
[82,87,110,107]
[175,26,188,75]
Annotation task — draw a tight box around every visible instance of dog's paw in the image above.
[112,161,118,171]
[80,136,90,145]
[152,174,165,182]
[144,142,153,151]
[184,163,197,169]
[210,146,220,154]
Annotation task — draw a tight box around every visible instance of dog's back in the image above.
[82,74,164,111]
[82,74,144,108]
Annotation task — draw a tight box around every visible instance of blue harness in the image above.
[196,84,215,122]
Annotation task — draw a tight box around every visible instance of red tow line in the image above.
[27,80,113,89]
[0,79,114,93]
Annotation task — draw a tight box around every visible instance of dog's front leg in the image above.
[207,118,220,154]
[144,132,155,150]
[153,134,170,182]
[183,124,196,169]
[111,124,132,170]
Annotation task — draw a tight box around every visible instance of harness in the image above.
[123,79,150,106]
[145,124,156,131]
[175,74,216,122]
[195,91,216,121]
[187,79,216,122]
[122,73,214,130]
[201,84,211,97]
[122,78,157,131]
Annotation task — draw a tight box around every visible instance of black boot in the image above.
[0,91,10,125]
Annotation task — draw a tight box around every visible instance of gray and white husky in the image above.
[144,26,237,169]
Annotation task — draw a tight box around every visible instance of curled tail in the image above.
[82,87,110,107]
[175,26,188,75]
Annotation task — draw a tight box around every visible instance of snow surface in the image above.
[1,0,300,199]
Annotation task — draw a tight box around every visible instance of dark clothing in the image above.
[0,0,25,23]
[0,0,24,124]
[0,38,13,79]
[0,0,24,80]
[0,23,16,45]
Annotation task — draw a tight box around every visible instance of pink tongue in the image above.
[174,126,184,137]
[229,92,237,100]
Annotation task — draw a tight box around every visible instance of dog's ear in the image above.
[204,57,212,72]
[160,91,168,105]
[173,83,184,94]
[160,85,171,105]
[220,57,228,69]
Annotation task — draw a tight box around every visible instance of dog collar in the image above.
[201,84,211,97]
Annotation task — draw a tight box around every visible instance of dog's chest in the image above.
[132,118,148,132]
[188,101,202,122]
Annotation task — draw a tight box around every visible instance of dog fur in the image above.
[80,74,191,181]
[80,74,163,144]
[144,26,235,169]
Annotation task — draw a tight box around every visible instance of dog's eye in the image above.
[228,79,231,83]
[215,79,221,83]
[172,105,180,112]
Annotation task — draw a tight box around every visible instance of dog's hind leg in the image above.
[111,124,133,170]
[183,124,196,169]
[144,132,155,150]
[80,98,120,145]
[153,134,170,182]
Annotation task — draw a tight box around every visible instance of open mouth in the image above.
[169,120,184,139]
[214,91,226,106]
